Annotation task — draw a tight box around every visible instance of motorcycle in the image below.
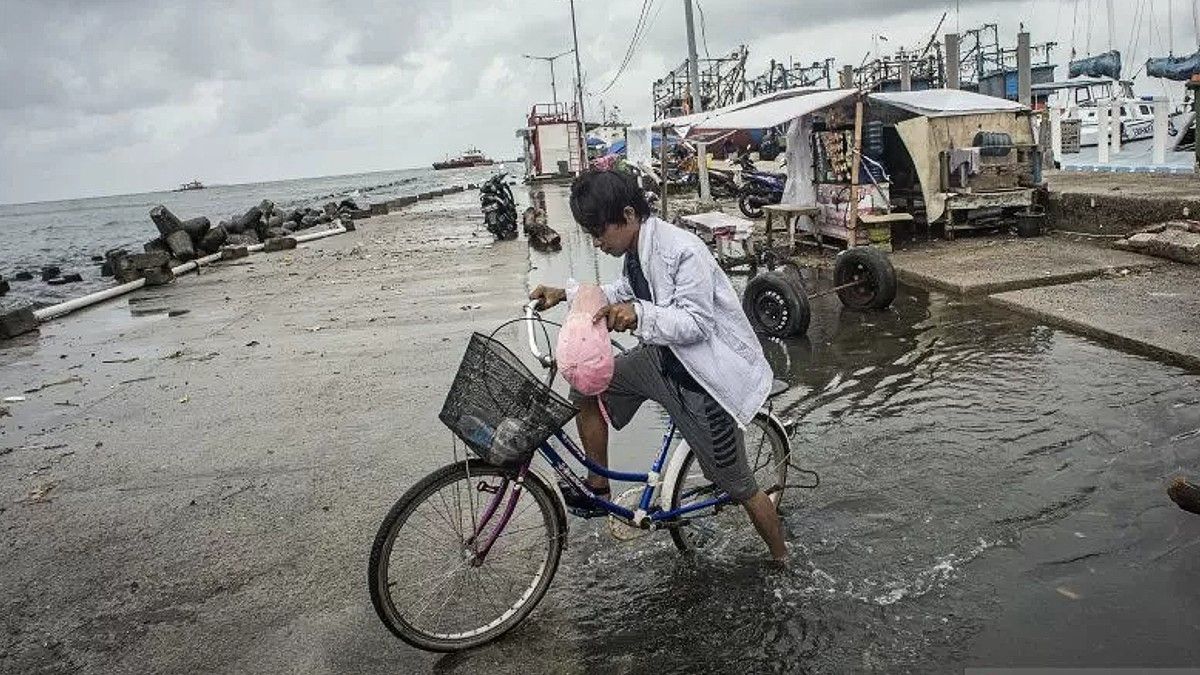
[733,155,786,219]
[479,173,518,240]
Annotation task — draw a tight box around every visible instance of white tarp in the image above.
[781,116,816,215]
[626,126,653,167]
[688,88,857,134]
[869,90,1028,117]
[653,86,832,133]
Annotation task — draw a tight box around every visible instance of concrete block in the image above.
[142,266,175,286]
[165,230,196,261]
[220,245,249,260]
[40,266,60,281]
[370,203,389,216]
[262,237,297,252]
[0,307,38,339]
[128,251,171,270]
[350,209,371,220]
[180,216,211,244]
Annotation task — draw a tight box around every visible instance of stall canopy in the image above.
[869,89,1033,224]
[868,89,1028,117]
[652,86,834,136]
[685,88,858,142]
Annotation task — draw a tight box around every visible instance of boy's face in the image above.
[589,206,639,257]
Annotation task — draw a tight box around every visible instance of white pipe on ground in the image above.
[31,225,351,324]
[34,279,148,322]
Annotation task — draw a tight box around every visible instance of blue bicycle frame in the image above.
[533,421,733,526]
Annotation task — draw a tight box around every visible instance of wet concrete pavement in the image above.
[2,184,1199,673]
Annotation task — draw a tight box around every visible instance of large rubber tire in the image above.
[738,191,765,219]
[833,246,897,310]
[667,414,790,554]
[742,270,811,338]
[368,460,567,652]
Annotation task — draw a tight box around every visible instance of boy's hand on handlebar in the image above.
[529,285,566,310]
[593,302,638,332]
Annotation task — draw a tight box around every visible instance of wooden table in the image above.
[762,204,821,251]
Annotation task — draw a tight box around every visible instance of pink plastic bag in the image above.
[556,284,614,396]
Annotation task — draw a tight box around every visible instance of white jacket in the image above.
[572,216,771,425]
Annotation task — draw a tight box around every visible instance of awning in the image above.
[652,86,833,134]
[869,90,1028,117]
[687,88,858,139]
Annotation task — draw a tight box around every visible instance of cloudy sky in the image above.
[1,0,1194,204]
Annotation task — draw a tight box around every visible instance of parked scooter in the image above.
[479,173,518,240]
[733,155,785,218]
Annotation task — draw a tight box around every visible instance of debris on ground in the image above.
[1113,221,1200,265]
[1168,476,1200,515]
[19,481,60,505]
[3,396,27,403]
[23,376,83,394]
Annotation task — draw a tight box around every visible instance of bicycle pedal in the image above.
[567,505,607,519]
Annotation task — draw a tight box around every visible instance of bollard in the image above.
[1153,96,1168,165]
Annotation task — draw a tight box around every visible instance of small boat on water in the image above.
[176,179,205,191]
[432,148,494,170]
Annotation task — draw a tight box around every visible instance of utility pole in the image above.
[684,0,702,114]
[684,0,711,203]
[523,49,574,105]
[568,0,587,172]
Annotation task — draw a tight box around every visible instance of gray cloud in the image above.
[0,0,1187,203]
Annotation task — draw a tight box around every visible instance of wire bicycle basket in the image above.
[439,332,577,468]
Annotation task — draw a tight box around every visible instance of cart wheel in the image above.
[833,246,897,310]
[742,270,810,338]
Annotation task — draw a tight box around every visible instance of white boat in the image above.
[1033,78,1184,147]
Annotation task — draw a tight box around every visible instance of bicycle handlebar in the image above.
[524,301,553,368]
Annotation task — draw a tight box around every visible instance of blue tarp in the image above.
[1147,51,1200,81]
[587,136,607,147]
[1069,50,1122,80]
[605,139,627,155]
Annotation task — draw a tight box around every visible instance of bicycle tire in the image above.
[368,460,567,652]
[666,414,789,555]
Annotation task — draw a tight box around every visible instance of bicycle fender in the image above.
[658,439,694,511]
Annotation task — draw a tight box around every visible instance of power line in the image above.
[696,0,711,59]
[597,0,655,95]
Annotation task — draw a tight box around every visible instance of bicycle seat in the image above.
[768,379,790,398]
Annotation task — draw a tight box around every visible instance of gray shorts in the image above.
[570,345,759,503]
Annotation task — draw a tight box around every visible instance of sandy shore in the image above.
[0,192,531,672]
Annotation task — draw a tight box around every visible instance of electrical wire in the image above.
[597,0,656,95]
[696,0,711,59]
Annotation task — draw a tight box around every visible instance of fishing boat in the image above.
[176,179,205,191]
[432,148,494,170]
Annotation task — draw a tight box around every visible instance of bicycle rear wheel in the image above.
[368,460,566,652]
[667,414,789,556]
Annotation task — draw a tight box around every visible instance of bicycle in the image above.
[367,302,806,652]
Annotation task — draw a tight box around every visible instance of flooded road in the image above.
[511,185,1200,672]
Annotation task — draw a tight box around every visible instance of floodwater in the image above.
[508,185,1200,673]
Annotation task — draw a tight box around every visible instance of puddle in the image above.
[495,184,1200,671]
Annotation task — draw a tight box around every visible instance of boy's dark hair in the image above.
[569,170,650,237]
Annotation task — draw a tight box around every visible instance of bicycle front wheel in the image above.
[368,460,567,652]
[667,414,789,556]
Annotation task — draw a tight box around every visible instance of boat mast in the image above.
[1106,0,1116,54]
[1194,0,1200,48]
